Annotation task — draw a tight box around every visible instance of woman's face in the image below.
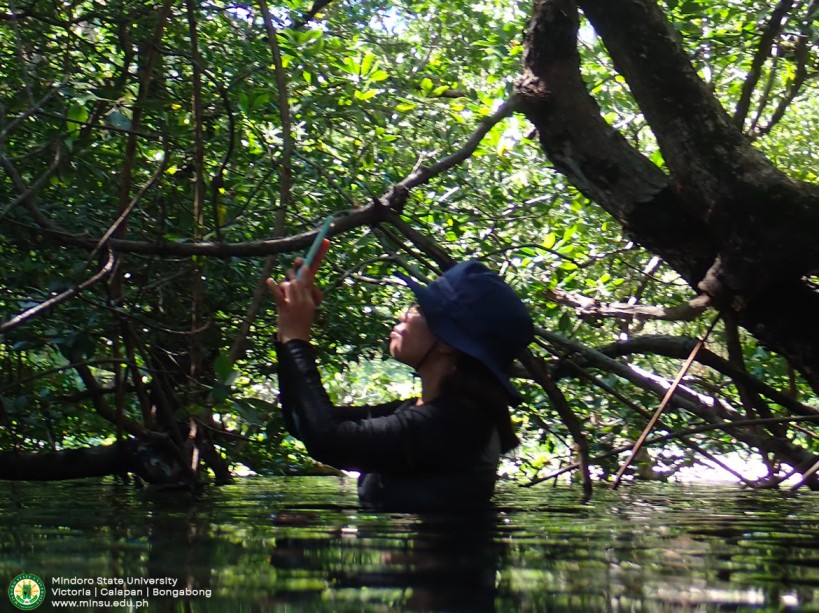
[389,304,438,367]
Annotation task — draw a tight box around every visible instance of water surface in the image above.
[2,477,819,611]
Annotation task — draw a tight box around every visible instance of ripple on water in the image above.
[3,477,819,611]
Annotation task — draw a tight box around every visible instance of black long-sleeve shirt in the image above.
[277,340,501,511]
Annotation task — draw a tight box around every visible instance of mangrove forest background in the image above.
[2,0,819,498]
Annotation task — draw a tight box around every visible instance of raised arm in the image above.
[276,340,493,473]
[276,339,403,438]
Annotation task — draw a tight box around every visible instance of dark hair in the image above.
[440,353,520,453]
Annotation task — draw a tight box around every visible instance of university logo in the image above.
[8,574,46,610]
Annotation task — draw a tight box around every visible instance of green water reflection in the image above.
[2,477,819,611]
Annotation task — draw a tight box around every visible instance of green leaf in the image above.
[238,92,250,112]
[66,104,89,137]
[233,397,278,426]
[214,353,234,383]
[354,89,377,101]
[360,52,375,76]
[253,93,271,108]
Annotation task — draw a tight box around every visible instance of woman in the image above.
[267,260,534,511]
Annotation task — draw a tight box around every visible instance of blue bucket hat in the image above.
[399,260,534,405]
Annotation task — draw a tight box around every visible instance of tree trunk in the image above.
[0,440,183,484]
[516,0,819,392]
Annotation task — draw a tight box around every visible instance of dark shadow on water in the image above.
[4,478,819,611]
[269,508,507,612]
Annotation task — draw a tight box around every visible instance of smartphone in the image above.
[297,215,332,279]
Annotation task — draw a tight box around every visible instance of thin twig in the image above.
[0,357,130,394]
[227,0,295,365]
[0,249,116,333]
[0,148,64,221]
[755,3,814,137]
[0,81,66,140]
[526,414,819,487]
[382,208,455,270]
[733,0,794,127]
[88,133,169,264]
[292,0,337,29]
[398,95,521,191]
[115,0,174,239]
[612,314,721,489]
[7,0,35,104]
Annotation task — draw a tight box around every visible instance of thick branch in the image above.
[538,327,819,473]
[539,328,722,415]
[737,280,819,393]
[27,203,382,257]
[577,0,819,300]
[0,443,132,480]
[596,334,819,417]
[536,328,796,450]
[515,0,715,286]
[578,0,771,205]
[518,0,819,390]
[0,440,186,484]
[544,288,705,322]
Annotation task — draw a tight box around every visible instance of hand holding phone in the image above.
[297,215,333,280]
[268,216,332,342]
